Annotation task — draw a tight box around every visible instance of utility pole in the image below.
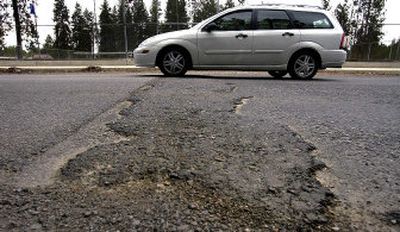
[35,15,40,55]
[176,0,179,30]
[93,0,98,60]
[388,40,394,60]
[12,0,22,60]
[123,0,129,62]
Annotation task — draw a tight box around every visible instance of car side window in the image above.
[291,11,333,29]
[256,10,291,30]
[211,10,252,31]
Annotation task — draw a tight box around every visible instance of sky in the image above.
[5,0,400,46]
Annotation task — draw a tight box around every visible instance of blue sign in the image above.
[30,3,36,16]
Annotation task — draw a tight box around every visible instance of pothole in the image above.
[13,100,135,188]
[232,96,254,114]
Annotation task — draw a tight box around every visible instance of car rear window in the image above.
[256,10,291,30]
[291,11,333,29]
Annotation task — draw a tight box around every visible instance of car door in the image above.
[197,10,254,66]
[252,10,300,65]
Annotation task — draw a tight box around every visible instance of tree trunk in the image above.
[12,0,22,60]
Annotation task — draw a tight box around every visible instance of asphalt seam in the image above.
[11,79,160,188]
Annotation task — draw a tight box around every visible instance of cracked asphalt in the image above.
[0,72,399,231]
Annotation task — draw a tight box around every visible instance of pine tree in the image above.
[53,0,72,50]
[190,0,201,23]
[357,0,385,44]
[71,3,85,50]
[113,0,134,51]
[1,1,38,52]
[165,0,189,30]
[223,0,235,10]
[238,0,246,6]
[193,0,218,23]
[83,9,96,51]
[335,0,351,34]
[150,0,161,24]
[99,0,116,52]
[149,0,161,34]
[322,0,331,10]
[72,3,94,52]
[350,0,386,60]
[43,35,54,50]
[0,2,11,50]
[132,0,150,47]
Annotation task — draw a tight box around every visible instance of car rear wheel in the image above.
[268,70,288,79]
[288,53,318,80]
[159,49,188,77]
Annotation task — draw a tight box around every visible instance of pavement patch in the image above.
[12,100,135,188]
[232,96,254,114]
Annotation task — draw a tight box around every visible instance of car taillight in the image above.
[340,33,348,50]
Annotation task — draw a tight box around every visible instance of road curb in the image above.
[1,65,399,75]
[0,66,158,74]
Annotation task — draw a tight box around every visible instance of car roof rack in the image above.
[251,3,323,10]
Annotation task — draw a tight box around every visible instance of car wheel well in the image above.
[288,48,322,69]
[156,45,193,69]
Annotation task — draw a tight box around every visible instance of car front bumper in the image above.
[133,47,158,67]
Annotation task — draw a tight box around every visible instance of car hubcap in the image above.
[294,55,316,78]
[163,51,185,75]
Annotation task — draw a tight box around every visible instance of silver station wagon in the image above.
[134,4,348,79]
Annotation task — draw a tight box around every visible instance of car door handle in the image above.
[235,33,248,39]
[282,32,295,37]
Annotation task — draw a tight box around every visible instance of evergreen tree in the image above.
[165,0,189,30]
[350,0,386,60]
[238,0,246,6]
[223,0,235,10]
[132,0,150,47]
[113,0,134,51]
[322,0,331,10]
[83,9,96,51]
[190,0,201,23]
[149,0,161,34]
[111,6,119,24]
[43,35,54,50]
[335,0,351,34]
[150,0,161,24]
[53,0,71,50]
[193,0,218,23]
[71,3,85,50]
[1,1,38,52]
[99,0,116,52]
[125,7,135,50]
[357,0,385,44]
[0,2,11,50]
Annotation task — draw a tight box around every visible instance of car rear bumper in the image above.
[321,50,347,68]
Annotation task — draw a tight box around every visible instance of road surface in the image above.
[0,72,399,231]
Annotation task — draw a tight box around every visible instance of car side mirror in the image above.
[203,22,218,32]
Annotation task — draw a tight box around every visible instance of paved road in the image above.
[0,72,399,231]
[0,73,153,173]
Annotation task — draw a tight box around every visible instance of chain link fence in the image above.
[1,23,400,62]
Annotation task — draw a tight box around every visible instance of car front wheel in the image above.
[288,53,318,80]
[159,49,188,77]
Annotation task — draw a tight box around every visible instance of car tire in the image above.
[159,48,188,77]
[268,70,288,79]
[288,52,319,80]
